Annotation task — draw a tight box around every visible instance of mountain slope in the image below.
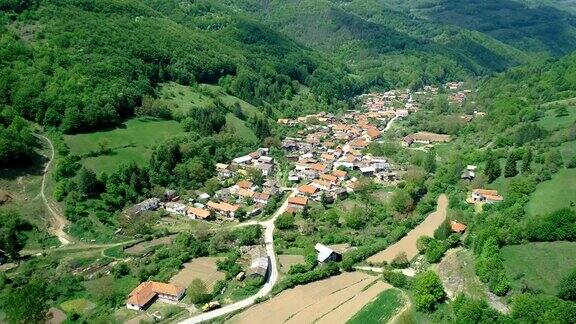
[220,0,532,89]
[0,0,354,134]
[383,0,576,56]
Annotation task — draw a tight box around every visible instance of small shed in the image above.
[315,243,342,263]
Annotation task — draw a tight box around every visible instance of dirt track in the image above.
[229,272,391,324]
[367,194,448,264]
[36,134,72,245]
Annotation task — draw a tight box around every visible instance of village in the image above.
[116,81,506,317]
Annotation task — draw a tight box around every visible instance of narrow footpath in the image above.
[35,133,72,245]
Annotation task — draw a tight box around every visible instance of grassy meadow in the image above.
[347,288,404,324]
[525,168,576,216]
[64,117,184,174]
[160,82,260,117]
[502,241,576,295]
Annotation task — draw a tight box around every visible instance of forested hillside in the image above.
[0,0,355,137]
[221,0,533,89]
[384,0,576,56]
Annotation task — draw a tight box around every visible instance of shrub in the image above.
[413,271,446,311]
[417,236,433,254]
[425,239,447,263]
[187,279,211,305]
[558,268,576,301]
[382,270,411,289]
[391,252,410,269]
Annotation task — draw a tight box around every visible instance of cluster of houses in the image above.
[128,148,280,222]
[278,108,406,210]
[359,88,420,113]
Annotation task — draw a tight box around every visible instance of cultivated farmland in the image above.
[229,272,392,324]
[347,288,404,324]
[367,194,448,264]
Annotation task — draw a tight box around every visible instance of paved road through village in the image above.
[179,189,297,324]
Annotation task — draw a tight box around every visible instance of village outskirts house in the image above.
[126,281,185,311]
[187,207,212,220]
[287,196,308,210]
[165,202,187,216]
[467,189,504,204]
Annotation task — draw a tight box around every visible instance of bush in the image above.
[425,239,448,263]
[187,279,212,305]
[413,271,446,311]
[417,236,433,254]
[272,262,340,294]
[382,270,411,289]
[511,294,576,323]
[558,268,576,301]
[275,213,295,230]
[391,252,410,269]
[453,294,510,323]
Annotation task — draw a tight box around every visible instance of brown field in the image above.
[278,254,305,274]
[169,257,225,290]
[367,194,448,264]
[47,307,66,324]
[124,235,176,255]
[229,272,391,324]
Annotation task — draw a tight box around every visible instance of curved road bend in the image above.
[179,189,297,324]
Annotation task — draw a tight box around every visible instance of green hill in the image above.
[0,0,353,134]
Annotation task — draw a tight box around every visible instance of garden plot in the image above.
[169,257,225,291]
[124,235,176,255]
[278,254,305,274]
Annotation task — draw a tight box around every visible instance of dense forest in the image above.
[0,0,355,136]
[221,0,540,88]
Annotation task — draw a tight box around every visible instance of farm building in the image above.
[126,281,185,311]
[315,243,342,263]
[450,221,467,233]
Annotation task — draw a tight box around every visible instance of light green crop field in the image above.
[65,117,184,174]
[526,168,576,216]
[347,288,404,324]
[502,241,576,295]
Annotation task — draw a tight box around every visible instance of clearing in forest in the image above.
[64,117,184,174]
[502,241,576,295]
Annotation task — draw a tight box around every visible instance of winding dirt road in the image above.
[35,134,72,245]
